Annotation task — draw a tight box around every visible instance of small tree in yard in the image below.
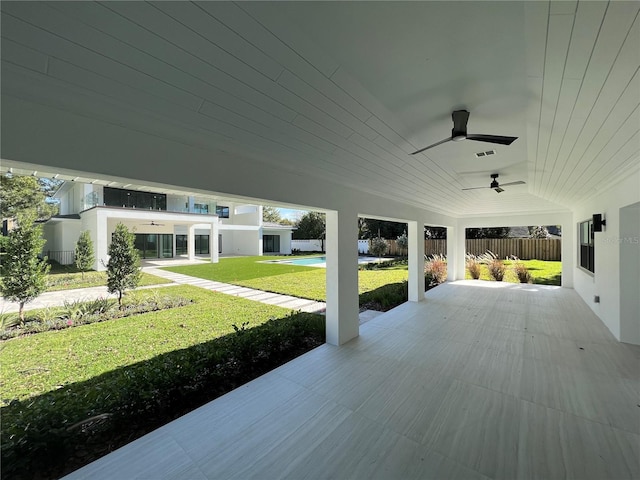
[370,236,389,260]
[106,223,141,308]
[396,231,408,257]
[0,214,50,322]
[75,230,94,278]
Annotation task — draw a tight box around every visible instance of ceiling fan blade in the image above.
[466,134,518,145]
[499,181,526,187]
[452,110,470,135]
[461,185,489,191]
[410,137,452,155]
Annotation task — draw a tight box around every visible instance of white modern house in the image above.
[39,180,294,269]
[1,1,638,478]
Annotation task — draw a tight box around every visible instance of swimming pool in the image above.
[266,256,383,268]
[287,256,327,266]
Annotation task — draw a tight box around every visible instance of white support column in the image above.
[93,210,109,271]
[446,226,457,281]
[560,219,574,288]
[210,222,219,263]
[453,222,466,280]
[325,209,359,346]
[408,220,425,301]
[188,224,195,260]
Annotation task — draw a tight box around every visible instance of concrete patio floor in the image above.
[64,280,639,480]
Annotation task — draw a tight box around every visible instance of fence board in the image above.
[376,238,560,261]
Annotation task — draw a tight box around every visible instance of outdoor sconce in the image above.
[593,213,606,232]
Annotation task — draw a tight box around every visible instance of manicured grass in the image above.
[167,256,318,282]
[0,285,292,404]
[465,259,562,285]
[165,256,409,301]
[1,285,325,479]
[46,270,172,291]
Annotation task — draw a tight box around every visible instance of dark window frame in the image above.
[579,219,595,274]
[215,205,230,218]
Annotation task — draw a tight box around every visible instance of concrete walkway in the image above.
[0,268,327,315]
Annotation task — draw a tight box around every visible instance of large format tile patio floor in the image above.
[65,280,639,480]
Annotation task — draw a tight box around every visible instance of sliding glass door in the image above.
[135,234,173,258]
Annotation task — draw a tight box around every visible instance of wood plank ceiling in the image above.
[1,1,638,217]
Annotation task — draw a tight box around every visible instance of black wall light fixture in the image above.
[593,213,607,232]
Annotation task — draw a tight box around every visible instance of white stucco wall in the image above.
[571,171,640,344]
[232,230,260,255]
[41,219,82,264]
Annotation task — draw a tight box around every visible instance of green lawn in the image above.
[0,285,293,404]
[465,259,562,285]
[46,270,172,291]
[165,256,409,301]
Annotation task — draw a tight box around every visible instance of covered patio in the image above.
[65,280,639,480]
[1,1,638,478]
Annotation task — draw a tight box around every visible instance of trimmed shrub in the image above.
[0,294,191,340]
[359,281,408,311]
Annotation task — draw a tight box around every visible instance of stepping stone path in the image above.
[144,268,327,314]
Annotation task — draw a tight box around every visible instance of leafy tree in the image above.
[425,226,447,239]
[0,174,60,221]
[262,206,283,223]
[370,236,389,259]
[396,231,408,256]
[466,227,511,239]
[529,225,550,238]
[106,223,141,308]
[0,214,50,322]
[293,212,326,250]
[360,219,406,240]
[74,230,94,278]
[357,217,369,239]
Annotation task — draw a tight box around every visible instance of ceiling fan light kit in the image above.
[411,110,518,155]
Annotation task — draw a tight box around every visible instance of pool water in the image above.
[270,256,383,267]
[287,256,327,266]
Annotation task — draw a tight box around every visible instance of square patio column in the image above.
[446,226,457,281]
[93,209,109,271]
[325,209,359,346]
[210,222,219,263]
[450,223,466,280]
[188,224,195,260]
[408,221,425,301]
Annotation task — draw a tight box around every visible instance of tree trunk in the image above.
[19,302,25,323]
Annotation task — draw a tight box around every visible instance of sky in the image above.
[278,208,307,221]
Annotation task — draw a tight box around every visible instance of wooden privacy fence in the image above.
[465,238,561,261]
[382,238,561,261]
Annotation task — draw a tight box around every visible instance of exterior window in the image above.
[175,234,209,255]
[263,235,280,253]
[579,219,594,273]
[104,187,166,211]
[193,203,209,214]
[194,235,210,254]
[216,205,229,218]
[134,234,173,259]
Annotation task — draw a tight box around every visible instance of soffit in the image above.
[1,1,638,216]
